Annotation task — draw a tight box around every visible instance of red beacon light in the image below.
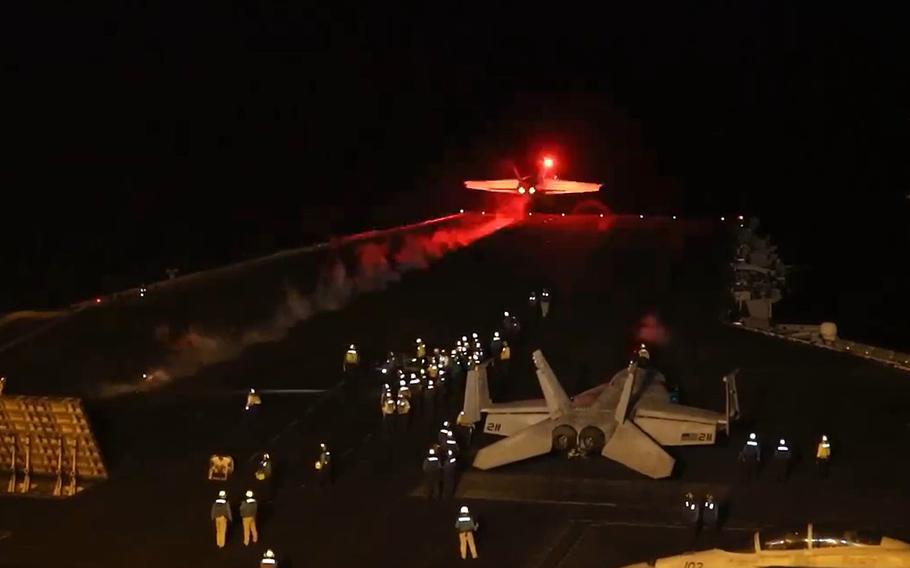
[543,157,554,169]
[95,297,102,304]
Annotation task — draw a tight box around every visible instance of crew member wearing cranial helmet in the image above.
[240,490,259,545]
[260,549,278,567]
[210,490,232,548]
[455,505,479,559]
[343,343,360,373]
[315,442,333,486]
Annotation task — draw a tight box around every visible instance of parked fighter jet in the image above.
[464,156,601,196]
[622,523,910,567]
[462,350,739,478]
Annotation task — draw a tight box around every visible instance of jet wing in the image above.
[464,179,520,193]
[633,402,724,425]
[571,384,609,406]
[537,179,601,194]
[472,419,554,470]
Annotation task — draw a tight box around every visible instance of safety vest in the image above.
[345,350,359,365]
[397,398,411,414]
[428,364,438,378]
[246,392,261,408]
[816,441,831,460]
[240,498,258,518]
[455,514,477,532]
[382,398,397,415]
[500,346,511,361]
[416,344,426,359]
[211,499,231,520]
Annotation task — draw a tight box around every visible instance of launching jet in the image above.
[462,350,740,478]
[463,156,601,196]
[622,523,910,567]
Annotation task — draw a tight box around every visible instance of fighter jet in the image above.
[463,156,601,196]
[622,523,910,567]
[461,350,740,478]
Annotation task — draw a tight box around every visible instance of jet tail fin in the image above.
[614,361,638,423]
[462,361,493,423]
[531,350,571,418]
[721,369,741,436]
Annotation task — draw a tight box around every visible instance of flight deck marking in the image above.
[233,388,328,394]
[579,519,757,532]
[536,520,589,568]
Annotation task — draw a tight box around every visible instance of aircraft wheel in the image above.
[578,426,606,454]
[552,425,577,453]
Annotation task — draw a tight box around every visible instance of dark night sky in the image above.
[4,4,909,310]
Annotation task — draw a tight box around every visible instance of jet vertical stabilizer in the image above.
[531,350,571,418]
[463,361,493,424]
[613,361,638,422]
[721,370,741,436]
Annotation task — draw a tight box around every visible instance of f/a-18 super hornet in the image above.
[461,350,740,478]
[463,156,601,196]
[622,523,910,567]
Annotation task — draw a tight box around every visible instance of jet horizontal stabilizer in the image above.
[601,421,675,479]
[473,419,554,470]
